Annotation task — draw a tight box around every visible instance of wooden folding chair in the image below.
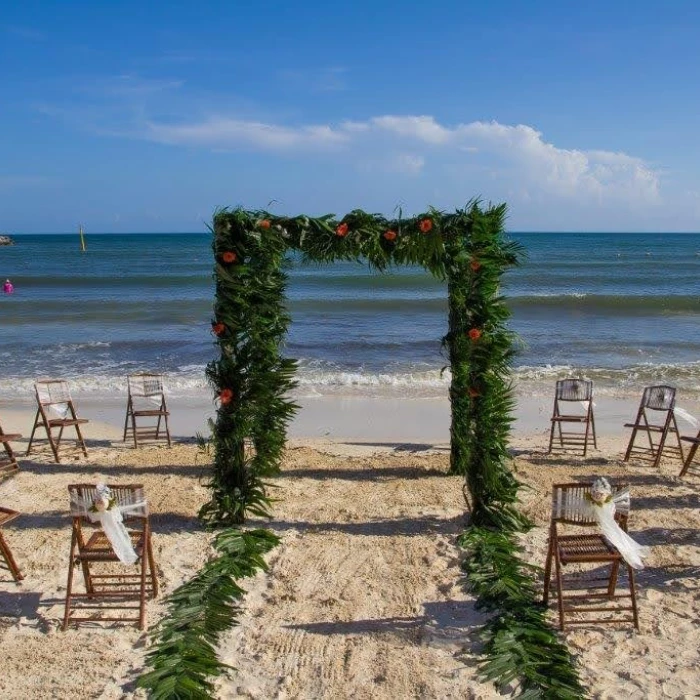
[26,379,89,463]
[543,482,640,630]
[63,483,158,630]
[0,419,22,480]
[0,507,23,582]
[679,428,700,477]
[623,385,683,469]
[548,378,597,456]
[123,373,171,448]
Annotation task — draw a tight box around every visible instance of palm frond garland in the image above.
[137,528,279,699]
[459,528,588,698]
[138,203,584,698]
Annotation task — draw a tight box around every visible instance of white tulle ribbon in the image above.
[71,485,146,565]
[48,402,71,419]
[674,406,699,429]
[585,479,649,570]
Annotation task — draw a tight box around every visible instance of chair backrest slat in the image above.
[551,481,629,525]
[641,385,676,411]
[556,378,593,402]
[128,373,165,399]
[68,483,148,523]
[36,379,72,406]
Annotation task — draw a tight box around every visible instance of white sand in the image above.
[0,401,698,698]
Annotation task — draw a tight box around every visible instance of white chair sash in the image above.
[581,479,649,570]
[674,406,699,429]
[587,494,649,570]
[70,485,147,565]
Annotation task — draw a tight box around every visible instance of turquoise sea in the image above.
[1,232,699,399]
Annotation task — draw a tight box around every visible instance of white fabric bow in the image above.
[586,478,649,570]
[71,485,146,565]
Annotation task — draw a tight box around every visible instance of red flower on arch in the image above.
[468,387,480,398]
[383,230,397,241]
[258,219,271,229]
[219,388,234,405]
[212,322,226,336]
[336,223,349,237]
[469,328,482,341]
[222,251,237,264]
[470,259,482,271]
[419,218,433,233]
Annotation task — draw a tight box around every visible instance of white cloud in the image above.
[144,117,349,150]
[39,81,664,210]
[134,113,659,204]
[370,115,451,144]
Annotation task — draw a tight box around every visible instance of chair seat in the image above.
[131,409,169,417]
[624,422,677,433]
[48,418,89,427]
[0,507,20,526]
[558,534,621,563]
[79,530,145,561]
[0,433,22,443]
[551,415,588,422]
[681,435,700,445]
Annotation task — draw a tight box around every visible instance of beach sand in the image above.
[0,399,698,699]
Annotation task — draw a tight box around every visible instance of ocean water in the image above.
[1,232,699,400]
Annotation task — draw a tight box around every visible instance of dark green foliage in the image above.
[137,528,279,699]
[458,528,587,698]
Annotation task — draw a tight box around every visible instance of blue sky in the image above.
[2,1,700,232]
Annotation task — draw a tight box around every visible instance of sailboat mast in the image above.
[79,224,87,252]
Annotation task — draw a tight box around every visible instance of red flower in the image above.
[219,388,234,405]
[469,328,482,341]
[258,219,271,229]
[212,322,226,336]
[383,230,397,241]
[336,223,349,237]
[419,218,433,233]
[470,259,481,271]
[468,387,480,398]
[222,251,237,263]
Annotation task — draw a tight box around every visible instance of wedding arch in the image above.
[139,203,585,699]
[202,202,524,526]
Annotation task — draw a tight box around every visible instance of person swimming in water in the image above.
[3,279,13,294]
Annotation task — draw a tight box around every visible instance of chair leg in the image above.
[2,439,17,465]
[131,411,139,448]
[25,410,41,457]
[80,556,95,597]
[48,426,61,463]
[680,441,699,477]
[624,428,638,462]
[654,418,672,469]
[123,401,132,443]
[0,531,23,582]
[62,532,78,630]
[163,412,171,448]
[139,552,148,630]
[147,535,159,597]
[671,414,684,465]
[547,421,556,454]
[554,552,566,631]
[628,564,640,631]
[591,409,598,449]
[74,423,88,458]
[543,535,554,604]
[607,561,620,597]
